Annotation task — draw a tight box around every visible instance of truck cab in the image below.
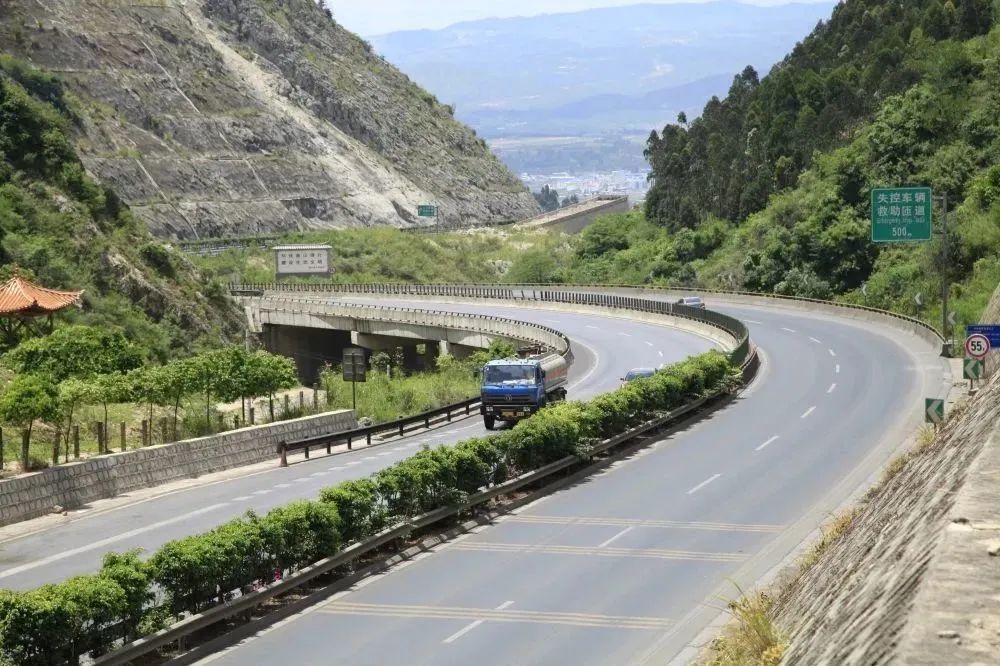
[479,355,568,430]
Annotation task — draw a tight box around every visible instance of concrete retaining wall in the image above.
[515,196,631,234]
[0,410,356,527]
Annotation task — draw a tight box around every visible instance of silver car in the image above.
[676,296,706,309]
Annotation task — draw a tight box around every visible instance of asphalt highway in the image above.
[198,299,951,666]
[0,306,712,590]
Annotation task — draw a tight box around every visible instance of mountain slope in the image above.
[644,0,997,228]
[0,59,244,359]
[0,0,537,238]
[616,0,998,334]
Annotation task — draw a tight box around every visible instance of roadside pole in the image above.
[940,191,950,350]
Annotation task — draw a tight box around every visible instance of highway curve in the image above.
[0,306,713,591]
[195,298,951,666]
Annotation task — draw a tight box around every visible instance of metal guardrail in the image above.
[93,388,728,666]
[278,397,481,465]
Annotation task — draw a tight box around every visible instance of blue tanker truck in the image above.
[479,354,569,430]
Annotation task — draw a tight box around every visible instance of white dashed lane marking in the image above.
[686,474,722,495]
[755,436,779,452]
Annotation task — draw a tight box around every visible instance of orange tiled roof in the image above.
[0,275,83,316]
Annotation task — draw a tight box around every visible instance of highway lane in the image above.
[200,301,950,666]
[0,307,714,590]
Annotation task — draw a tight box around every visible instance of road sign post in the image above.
[964,357,984,380]
[964,333,991,360]
[871,186,958,351]
[342,347,367,412]
[924,398,944,425]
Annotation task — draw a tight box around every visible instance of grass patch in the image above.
[320,358,479,424]
[708,588,786,666]
[799,508,860,572]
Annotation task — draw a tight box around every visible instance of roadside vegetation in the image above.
[0,325,300,471]
[0,352,737,664]
[319,341,513,424]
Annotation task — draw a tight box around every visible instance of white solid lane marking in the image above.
[836,364,841,374]
[828,383,837,394]
[755,436,780,452]
[829,349,837,357]
[443,600,516,644]
[686,474,722,495]
[801,406,816,419]
[0,503,229,579]
[809,337,822,344]
[781,327,797,333]
[444,620,483,644]
[598,526,634,549]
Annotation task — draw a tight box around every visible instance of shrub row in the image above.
[0,352,737,665]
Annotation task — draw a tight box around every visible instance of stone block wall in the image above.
[0,410,356,526]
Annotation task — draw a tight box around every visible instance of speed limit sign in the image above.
[965,333,991,360]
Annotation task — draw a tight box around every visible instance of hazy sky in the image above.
[331,0,832,36]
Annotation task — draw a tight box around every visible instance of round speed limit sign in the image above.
[965,333,991,360]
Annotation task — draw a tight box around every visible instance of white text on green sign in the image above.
[871,187,932,242]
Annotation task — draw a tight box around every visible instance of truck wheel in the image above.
[484,416,496,430]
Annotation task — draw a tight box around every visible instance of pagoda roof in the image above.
[0,275,83,317]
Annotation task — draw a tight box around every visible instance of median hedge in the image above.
[0,352,737,664]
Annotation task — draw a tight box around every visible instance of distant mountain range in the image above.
[371,1,836,140]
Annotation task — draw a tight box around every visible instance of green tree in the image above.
[0,374,58,469]
[88,373,129,451]
[160,358,197,440]
[505,248,562,283]
[4,326,143,382]
[57,378,92,446]
[243,351,298,422]
[532,185,560,212]
[127,365,171,440]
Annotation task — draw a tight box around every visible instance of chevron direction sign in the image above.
[964,357,985,381]
[925,399,945,424]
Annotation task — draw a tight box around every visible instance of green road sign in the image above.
[417,204,437,217]
[872,187,932,242]
[964,357,984,380]
[925,398,944,424]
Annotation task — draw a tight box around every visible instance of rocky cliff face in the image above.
[0,0,538,238]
